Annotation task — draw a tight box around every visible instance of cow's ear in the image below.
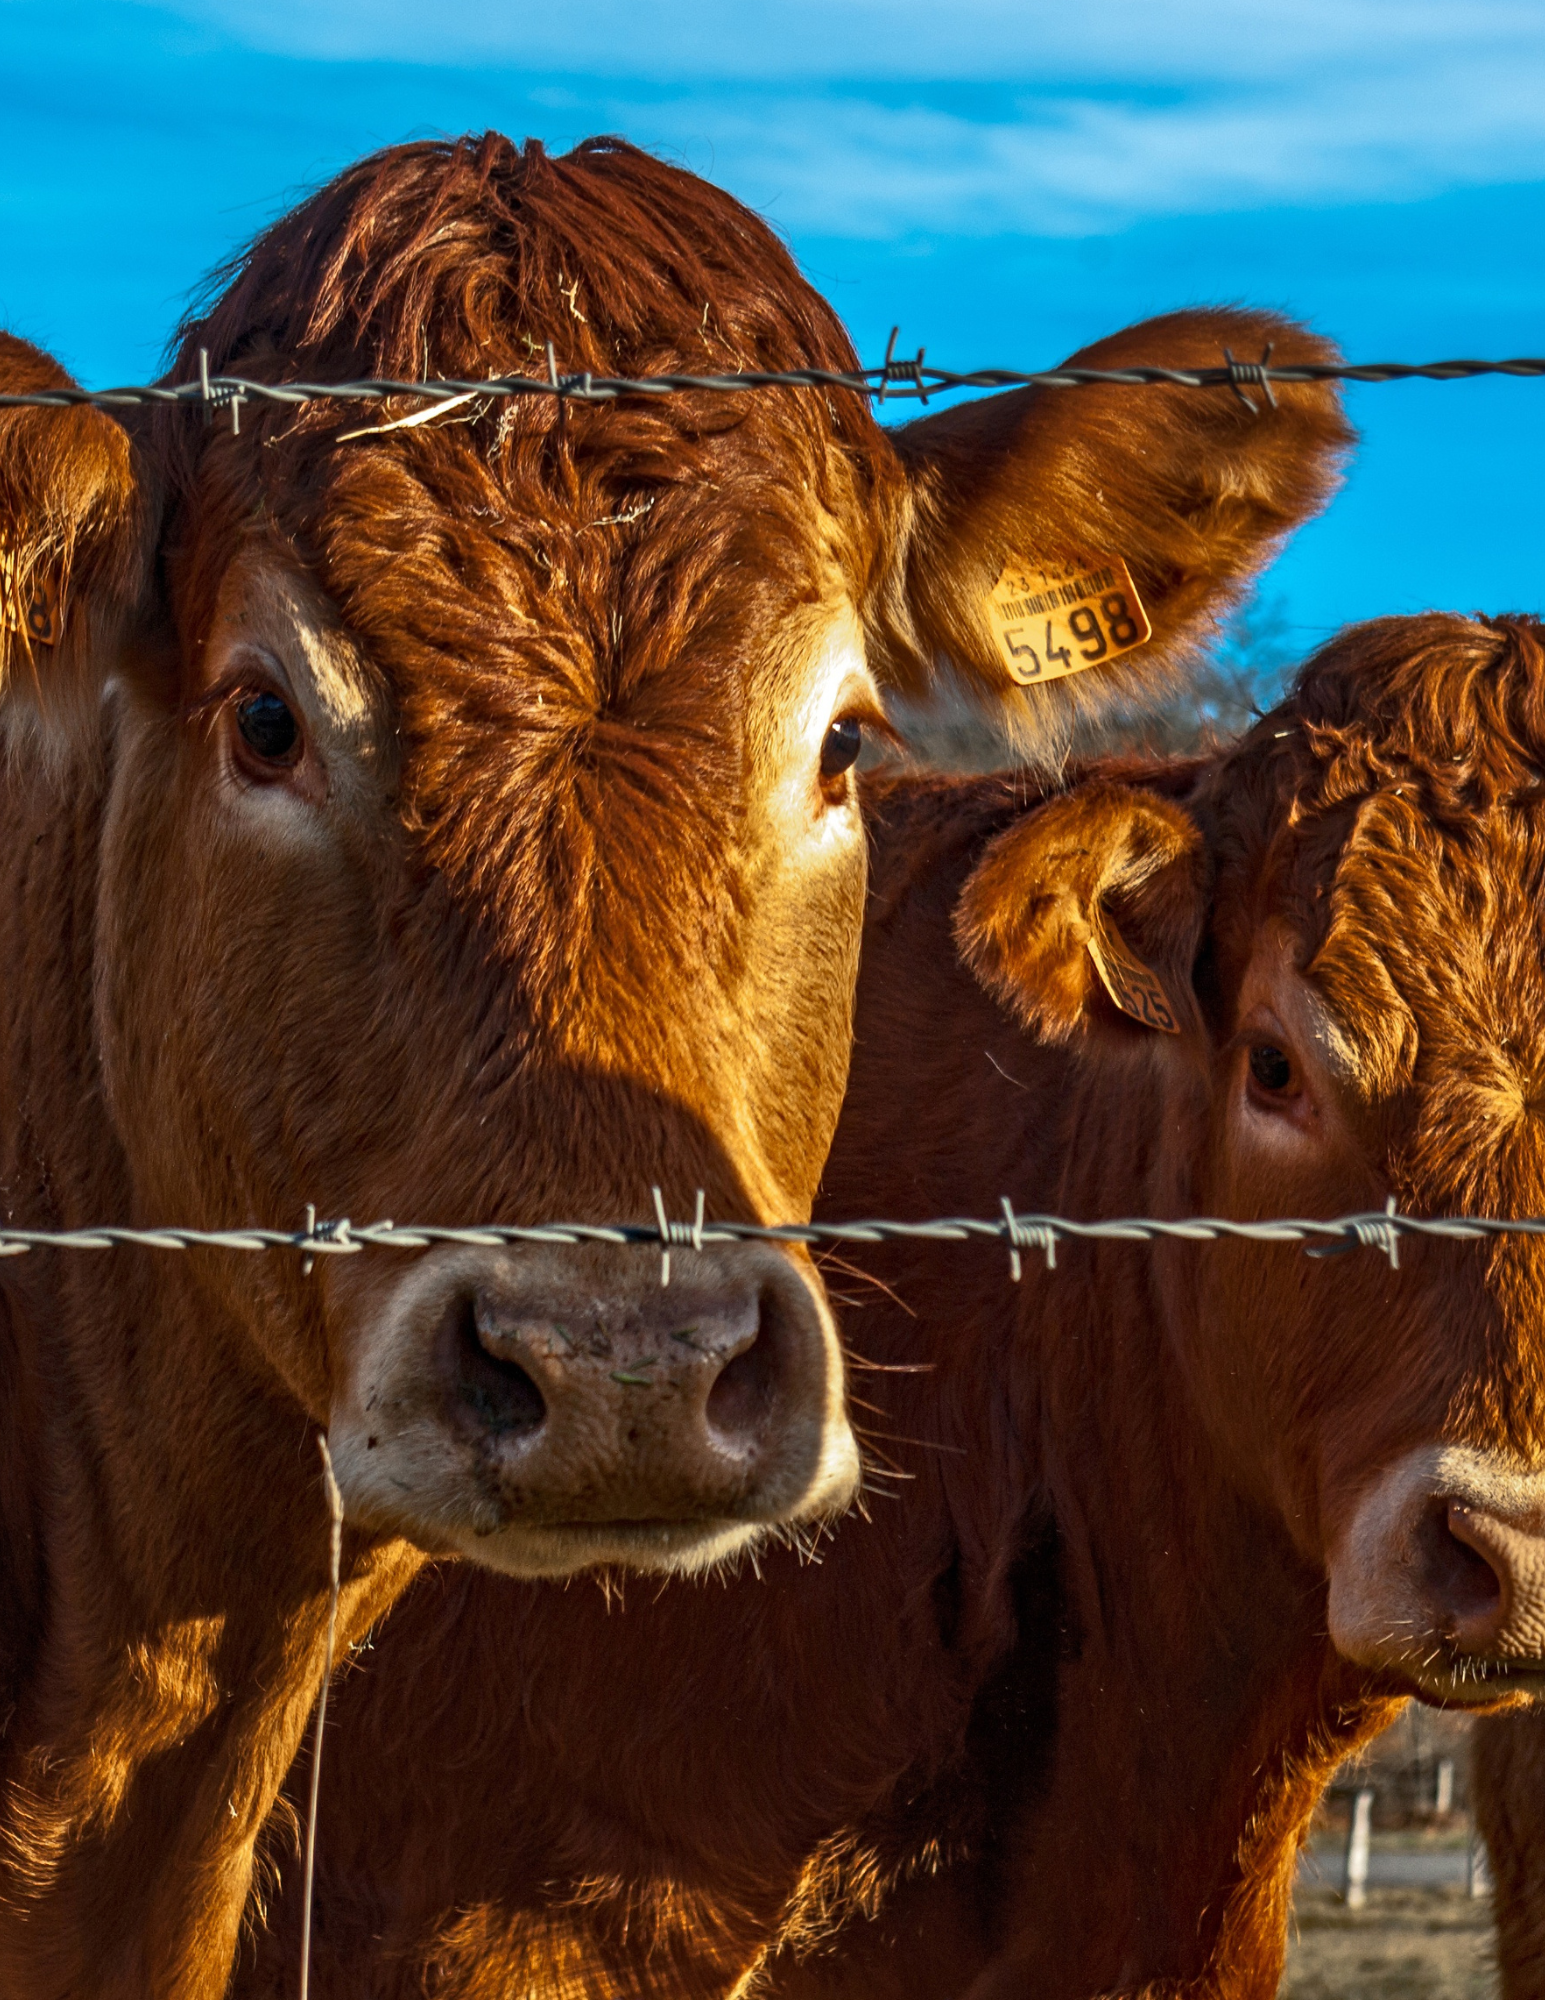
[0,334,154,734]
[954,783,1209,1042]
[876,308,1350,756]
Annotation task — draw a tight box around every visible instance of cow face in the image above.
[958,614,1545,1703]
[0,136,1349,1579]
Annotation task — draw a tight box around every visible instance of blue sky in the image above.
[4,0,1543,645]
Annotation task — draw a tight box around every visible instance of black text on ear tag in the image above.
[1087,913,1181,1033]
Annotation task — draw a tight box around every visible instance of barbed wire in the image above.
[0,1197,1529,1277]
[4,342,1545,427]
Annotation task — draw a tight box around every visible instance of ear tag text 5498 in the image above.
[986,554,1150,686]
[1087,913,1181,1034]
[0,550,60,648]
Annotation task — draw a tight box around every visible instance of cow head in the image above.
[0,135,1348,1579]
[959,613,1545,1703]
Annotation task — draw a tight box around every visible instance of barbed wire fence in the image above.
[0,1194,1537,1283]
[2,341,1544,435]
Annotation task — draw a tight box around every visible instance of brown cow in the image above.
[0,134,1345,1998]
[244,612,1545,2000]
[1471,1713,1545,1994]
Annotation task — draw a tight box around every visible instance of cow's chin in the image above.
[326,1406,859,1581]
[452,1516,778,1579]
[1408,1659,1545,1708]
[1328,1443,1545,1707]
[1333,1643,1545,1709]
[326,1431,852,1580]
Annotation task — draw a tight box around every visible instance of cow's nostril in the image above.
[443,1296,546,1438]
[705,1316,777,1448]
[1420,1500,1505,1634]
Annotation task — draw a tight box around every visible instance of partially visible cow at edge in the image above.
[0,133,1347,1998]
[243,614,1545,2000]
[1472,1714,1545,1994]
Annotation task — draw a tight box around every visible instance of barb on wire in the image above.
[651,1184,705,1287]
[0,1202,1526,1263]
[875,325,929,405]
[1224,342,1278,414]
[4,354,1545,417]
[1001,1196,1058,1280]
[1304,1195,1404,1270]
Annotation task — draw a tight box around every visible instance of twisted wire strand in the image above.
[0,1207,1522,1269]
[4,355,1544,416]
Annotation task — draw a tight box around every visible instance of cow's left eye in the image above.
[1248,1043,1295,1095]
[236,691,300,763]
[821,717,862,781]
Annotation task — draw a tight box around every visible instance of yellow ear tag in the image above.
[1087,913,1181,1034]
[0,549,60,648]
[986,554,1151,686]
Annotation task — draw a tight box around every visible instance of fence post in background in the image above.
[1344,1787,1374,1908]
[1435,1757,1455,1816]
[1470,1835,1493,1899]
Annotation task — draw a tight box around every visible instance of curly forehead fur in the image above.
[144,135,903,1018]
[1199,614,1545,1210]
[157,131,897,635]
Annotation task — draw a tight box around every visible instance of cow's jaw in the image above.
[1328,1442,1545,1703]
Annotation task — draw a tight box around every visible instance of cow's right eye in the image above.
[1248,1043,1295,1095]
[821,716,863,781]
[236,692,300,763]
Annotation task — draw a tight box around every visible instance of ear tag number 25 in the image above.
[985,554,1151,686]
[1086,913,1181,1034]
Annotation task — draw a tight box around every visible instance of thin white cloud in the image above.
[141,0,1545,88]
[112,0,1545,237]
[539,60,1545,237]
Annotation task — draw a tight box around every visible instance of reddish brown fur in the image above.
[1471,1713,1545,1994]
[243,613,1545,2000]
[0,133,1348,1999]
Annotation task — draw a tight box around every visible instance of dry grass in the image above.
[1284,1885,1498,2000]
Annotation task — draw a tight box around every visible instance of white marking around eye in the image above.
[209,557,374,732]
[769,611,874,858]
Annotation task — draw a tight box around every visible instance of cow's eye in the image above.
[1248,1043,1295,1095]
[821,717,862,781]
[236,691,300,763]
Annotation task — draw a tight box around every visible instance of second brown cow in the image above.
[245,613,1545,1999]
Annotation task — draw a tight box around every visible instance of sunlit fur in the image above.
[0,134,1350,2000]
[239,614,1545,2000]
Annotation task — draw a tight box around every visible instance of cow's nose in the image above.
[1438,1502,1545,1661]
[1327,1445,1545,1699]
[441,1255,802,1489]
[327,1238,858,1575]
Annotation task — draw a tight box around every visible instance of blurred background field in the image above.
[1284,1709,1499,2000]
[1284,1887,1496,2000]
